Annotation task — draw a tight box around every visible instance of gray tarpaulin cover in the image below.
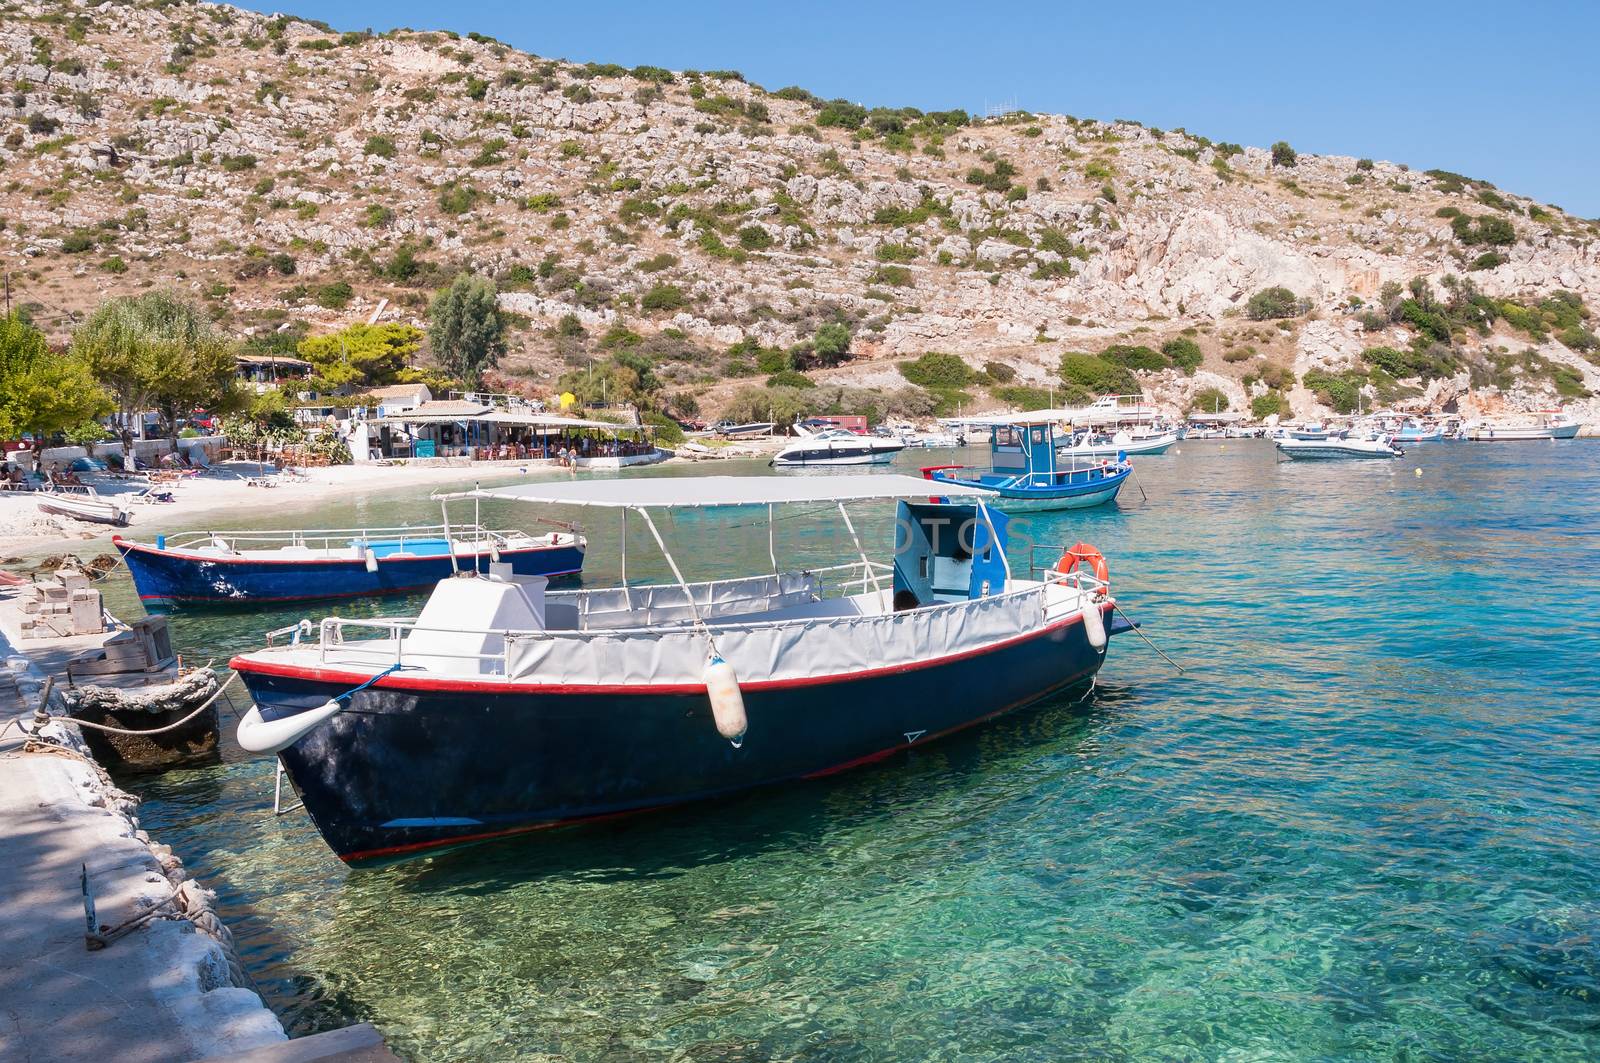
[505,584,1048,685]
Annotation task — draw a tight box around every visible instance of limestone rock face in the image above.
[2,0,1596,423]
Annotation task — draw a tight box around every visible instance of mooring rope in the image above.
[39,671,241,737]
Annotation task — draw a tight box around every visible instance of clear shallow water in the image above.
[103,441,1600,1061]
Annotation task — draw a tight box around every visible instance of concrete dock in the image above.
[0,592,289,1061]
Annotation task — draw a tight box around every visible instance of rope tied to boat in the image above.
[332,662,403,702]
[28,670,241,738]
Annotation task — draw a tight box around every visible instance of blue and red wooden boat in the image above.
[228,474,1131,865]
[115,522,584,606]
[922,417,1130,511]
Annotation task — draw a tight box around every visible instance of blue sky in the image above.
[246,1,1600,217]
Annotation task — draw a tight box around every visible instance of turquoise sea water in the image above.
[102,441,1600,1061]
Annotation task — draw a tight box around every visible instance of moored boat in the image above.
[228,475,1128,864]
[923,419,1130,510]
[772,425,905,466]
[1057,428,1179,459]
[115,522,584,605]
[1464,412,1582,441]
[1276,434,1402,460]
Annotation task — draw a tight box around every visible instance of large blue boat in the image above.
[922,418,1131,511]
[115,522,584,606]
[228,475,1129,864]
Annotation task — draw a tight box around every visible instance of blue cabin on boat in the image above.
[922,419,1131,512]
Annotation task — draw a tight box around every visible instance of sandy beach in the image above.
[0,440,788,563]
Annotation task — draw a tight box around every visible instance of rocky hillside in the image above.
[5,0,1600,423]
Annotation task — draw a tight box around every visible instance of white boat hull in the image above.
[773,450,899,467]
[1466,424,1581,441]
[1059,433,1177,459]
[1276,440,1400,460]
[37,494,131,526]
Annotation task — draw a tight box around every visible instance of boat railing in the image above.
[297,560,925,675]
[1025,544,1111,594]
[155,522,572,555]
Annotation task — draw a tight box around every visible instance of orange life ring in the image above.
[1057,541,1109,589]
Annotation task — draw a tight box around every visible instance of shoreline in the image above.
[1,441,789,562]
[0,619,288,1059]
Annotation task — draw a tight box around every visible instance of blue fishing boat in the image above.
[921,419,1130,511]
[227,475,1131,864]
[114,522,584,606]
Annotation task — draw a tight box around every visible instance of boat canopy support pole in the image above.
[634,506,718,651]
[977,501,1011,585]
[767,503,777,575]
[620,508,632,609]
[439,498,459,574]
[835,502,883,600]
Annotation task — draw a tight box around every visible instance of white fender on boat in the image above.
[703,654,748,747]
[363,548,379,573]
[1081,591,1107,650]
[236,699,343,754]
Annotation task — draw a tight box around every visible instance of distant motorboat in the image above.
[1465,413,1582,441]
[1290,423,1332,441]
[36,491,132,527]
[1276,434,1402,460]
[772,426,905,466]
[1058,428,1178,458]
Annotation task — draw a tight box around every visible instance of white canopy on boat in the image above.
[437,474,990,509]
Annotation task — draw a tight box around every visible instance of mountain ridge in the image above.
[4,0,1598,423]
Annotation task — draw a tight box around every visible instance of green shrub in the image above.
[811,322,852,366]
[316,281,353,309]
[1100,343,1167,372]
[1560,325,1599,352]
[1359,344,1457,380]
[1450,213,1516,246]
[816,99,867,129]
[899,352,974,388]
[558,139,583,157]
[875,242,916,263]
[1356,158,1374,171]
[641,284,687,311]
[60,231,94,253]
[438,183,478,215]
[1302,369,1364,413]
[1251,392,1289,419]
[1162,337,1203,373]
[221,154,257,172]
[871,265,912,287]
[524,191,560,212]
[1399,300,1452,343]
[1271,141,1297,167]
[990,384,1052,409]
[1059,352,1138,395]
[737,225,773,250]
[1189,387,1230,412]
[1245,286,1306,320]
[982,360,1016,383]
[638,252,677,273]
[100,255,128,274]
[765,370,815,389]
[1469,252,1507,271]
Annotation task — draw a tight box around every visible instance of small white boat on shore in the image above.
[1276,434,1403,460]
[1464,413,1582,441]
[36,491,132,527]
